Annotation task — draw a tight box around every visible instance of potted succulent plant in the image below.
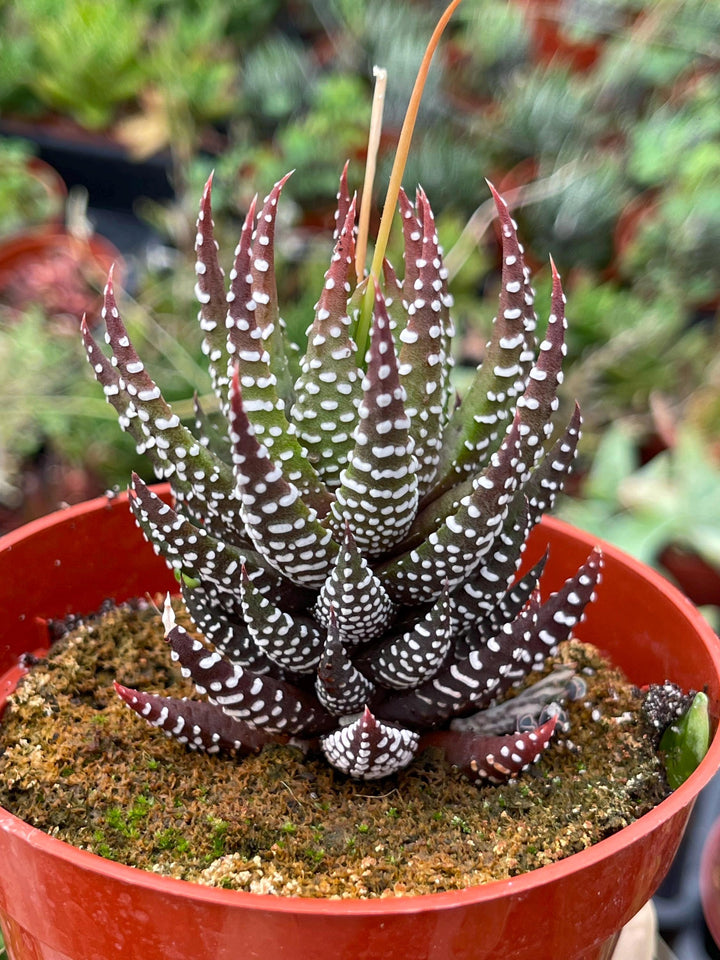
[0,136,120,330]
[1,4,719,958]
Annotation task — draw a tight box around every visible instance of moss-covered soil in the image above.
[0,599,671,898]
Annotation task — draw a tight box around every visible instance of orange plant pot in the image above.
[1,488,719,960]
[0,228,122,326]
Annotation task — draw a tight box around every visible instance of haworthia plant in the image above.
[83,173,604,782]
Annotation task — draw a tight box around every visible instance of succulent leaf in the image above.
[192,393,232,463]
[451,666,578,736]
[396,188,454,499]
[195,173,232,414]
[165,616,333,736]
[398,188,424,309]
[84,280,243,540]
[332,161,352,243]
[129,474,249,593]
[329,288,419,556]
[514,260,567,478]
[290,197,363,489]
[239,565,324,674]
[321,707,420,779]
[519,402,582,525]
[314,522,395,646]
[81,315,148,457]
[416,188,456,434]
[430,184,533,494]
[379,266,404,365]
[660,691,711,789]
[229,369,338,588]
[226,193,332,516]
[376,415,523,603]
[376,591,546,728]
[249,174,296,402]
[449,503,533,635]
[377,547,603,729]
[181,583,276,673]
[359,584,452,689]
[422,715,557,783]
[114,681,282,754]
[315,608,377,716]
[528,546,604,655]
[478,548,549,638]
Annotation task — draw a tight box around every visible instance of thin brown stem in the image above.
[355,66,388,284]
[369,0,464,280]
[354,0,464,363]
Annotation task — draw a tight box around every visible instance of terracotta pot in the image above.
[1,489,719,960]
[0,228,122,326]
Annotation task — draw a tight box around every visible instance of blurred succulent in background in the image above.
[517,157,631,272]
[3,0,149,130]
[0,137,65,233]
[82,166,603,782]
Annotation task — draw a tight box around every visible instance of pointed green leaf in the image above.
[661,691,710,789]
[226,190,333,516]
[314,522,395,645]
[195,172,232,414]
[229,368,339,588]
[430,185,532,494]
[329,288,419,556]
[377,416,523,603]
[84,280,241,536]
[359,585,452,689]
[315,608,377,716]
[290,197,363,488]
[396,187,455,499]
[239,565,324,674]
[250,173,297,403]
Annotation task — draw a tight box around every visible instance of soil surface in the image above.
[0,599,671,898]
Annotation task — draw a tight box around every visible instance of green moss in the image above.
[207,817,229,860]
[155,827,191,854]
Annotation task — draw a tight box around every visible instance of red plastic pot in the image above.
[1,489,719,960]
[0,228,122,327]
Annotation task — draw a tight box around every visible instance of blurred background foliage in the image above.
[0,0,717,618]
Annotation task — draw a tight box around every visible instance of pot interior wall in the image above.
[0,489,175,675]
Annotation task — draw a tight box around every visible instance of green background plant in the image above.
[0,0,717,620]
[0,137,63,232]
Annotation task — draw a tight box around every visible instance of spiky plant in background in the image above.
[81,164,603,783]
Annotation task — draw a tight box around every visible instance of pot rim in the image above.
[1,492,719,916]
